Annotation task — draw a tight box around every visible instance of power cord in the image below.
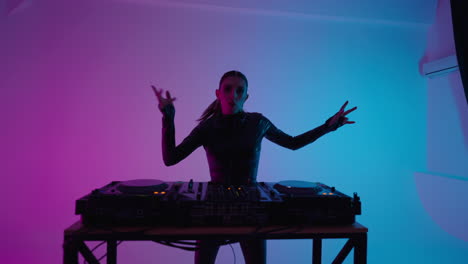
[228,243,236,264]
[83,241,122,264]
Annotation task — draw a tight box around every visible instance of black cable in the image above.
[83,241,105,264]
[83,241,123,264]
[97,241,123,262]
[217,240,239,246]
[159,240,199,245]
[229,243,236,264]
[154,241,199,251]
[91,241,106,251]
[151,239,240,252]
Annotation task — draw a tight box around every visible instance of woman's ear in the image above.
[245,94,249,101]
[215,89,220,99]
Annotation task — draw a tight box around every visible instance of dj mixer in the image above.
[76,179,361,226]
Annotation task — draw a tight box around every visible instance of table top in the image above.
[64,221,368,241]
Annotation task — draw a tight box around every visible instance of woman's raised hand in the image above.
[151,85,176,111]
[326,101,357,130]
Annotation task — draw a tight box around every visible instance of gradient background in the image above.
[1,0,467,263]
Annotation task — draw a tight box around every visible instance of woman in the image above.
[152,70,356,264]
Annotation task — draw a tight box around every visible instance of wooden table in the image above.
[63,221,367,264]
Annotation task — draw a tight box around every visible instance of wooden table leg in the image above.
[107,240,117,264]
[313,238,322,264]
[354,233,367,264]
[63,236,79,264]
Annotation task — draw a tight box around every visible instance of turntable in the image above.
[273,180,324,196]
[107,179,169,194]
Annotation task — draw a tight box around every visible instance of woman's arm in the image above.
[161,104,204,166]
[265,119,332,150]
[264,101,357,150]
[152,86,204,166]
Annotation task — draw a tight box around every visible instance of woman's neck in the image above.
[221,109,243,116]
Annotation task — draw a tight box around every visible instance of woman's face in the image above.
[216,76,249,115]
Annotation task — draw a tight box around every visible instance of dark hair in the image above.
[197,70,248,122]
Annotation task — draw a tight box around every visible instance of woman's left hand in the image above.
[326,101,357,131]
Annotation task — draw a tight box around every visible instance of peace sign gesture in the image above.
[326,101,357,131]
[151,85,176,111]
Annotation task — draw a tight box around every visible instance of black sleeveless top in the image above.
[161,105,334,186]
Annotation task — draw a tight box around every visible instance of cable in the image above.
[83,241,123,264]
[154,241,199,251]
[83,241,105,264]
[97,241,123,262]
[151,239,240,252]
[228,243,236,264]
[159,240,199,245]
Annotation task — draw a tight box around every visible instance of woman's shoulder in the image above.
[196,117,214,128]
[245,112,273,126]
[201,111,268,124]
[245,111,268,120]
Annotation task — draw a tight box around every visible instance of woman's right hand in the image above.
[151,85,176,112]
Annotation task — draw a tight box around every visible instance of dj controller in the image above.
[76,179,361,226]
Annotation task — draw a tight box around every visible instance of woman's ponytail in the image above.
[197,99,220,122]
